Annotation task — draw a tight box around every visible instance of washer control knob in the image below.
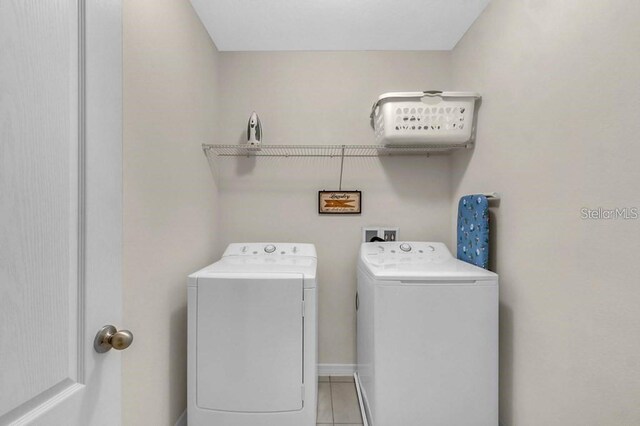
[427,245,435,252]
[399,243,412,252]
[264,244,276,253]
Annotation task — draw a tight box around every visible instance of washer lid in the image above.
[359,241,497,281]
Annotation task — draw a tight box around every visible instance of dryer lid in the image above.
[189,243,318,287]
[223,243,317,258]
[359,242,497,281]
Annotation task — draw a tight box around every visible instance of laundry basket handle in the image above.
[369,91,445,128]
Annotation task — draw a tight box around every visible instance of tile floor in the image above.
[317,376,363,425]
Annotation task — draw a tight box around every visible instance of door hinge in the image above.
[302,384,305,402]
[302,300,305,317]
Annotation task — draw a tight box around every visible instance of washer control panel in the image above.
[361,241,451,265]
[223,243,317,258]
[399,243,412,252]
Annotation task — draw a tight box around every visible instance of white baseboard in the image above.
[174,409,187,426]
[317,363,356,376]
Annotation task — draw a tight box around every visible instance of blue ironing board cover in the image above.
[457,194,490,269]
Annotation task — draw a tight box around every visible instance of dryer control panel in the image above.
[223,243,317,258]
[361,241,452,266]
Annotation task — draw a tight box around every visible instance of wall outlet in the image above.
[362,227,399,242]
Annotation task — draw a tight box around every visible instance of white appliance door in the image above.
[0,0,123,424]
[197,273,304,412]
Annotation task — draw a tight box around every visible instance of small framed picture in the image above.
[318,191,362,215]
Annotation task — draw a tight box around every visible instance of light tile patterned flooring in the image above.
[317,376,363,425]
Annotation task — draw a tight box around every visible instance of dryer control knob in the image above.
[400,243,412,252]
[264,244,276,253]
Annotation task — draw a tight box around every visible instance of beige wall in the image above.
[450,0,640,424]
[123,1,640,424]
[122,1,220,425]
[216,52,453,364]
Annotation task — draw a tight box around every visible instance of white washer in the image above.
[188,243,318,426]
[356,242,498,426]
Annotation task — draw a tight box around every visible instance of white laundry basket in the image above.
[370,91,481,146]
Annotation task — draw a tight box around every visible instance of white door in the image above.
[0,0,123,425]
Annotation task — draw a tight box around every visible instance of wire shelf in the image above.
[202,143,469,158]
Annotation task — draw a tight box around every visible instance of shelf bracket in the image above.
[203,145,220,181]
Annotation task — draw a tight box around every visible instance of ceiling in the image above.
[189,0,491,51]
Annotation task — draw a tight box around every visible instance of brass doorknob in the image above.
[94,325,134,353]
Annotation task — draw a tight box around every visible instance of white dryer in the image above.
[356,242,498,426]
[188,243,318,426]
